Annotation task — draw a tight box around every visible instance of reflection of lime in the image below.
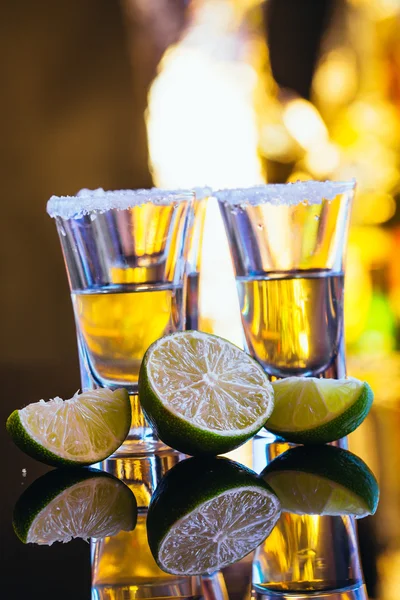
[147,457,281,575]
[261,445,379,518]
[13,468,137,545]
[266,377,373,444]
[139,331,274,456]
[6,388,131,467]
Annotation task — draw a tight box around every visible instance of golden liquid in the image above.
[72,284,183,386]
[253,513,362,593]
[92,514,196,599]
[92,514,178,586]
[237,270,344,377]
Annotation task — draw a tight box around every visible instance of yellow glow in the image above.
[259,123,295,161]
[298,331,310,357]
[147,46,263,188]
[286,171,311,183]
[349,0,400,19]
[352,191,396,225]
[313,49,358,107]
[348,226,394,265]
[378,550,400,600]
[146,0,263,345]
[199,198,243,346]
[345,245,372,345]
[223,439,253,468]
[304,141,340,178]
[283,99,328,150]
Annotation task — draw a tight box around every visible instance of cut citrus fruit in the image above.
[265,377,373,444]
[147,457,281,575]
[6,388,131,467]
[138,331,274,456]
[13,468,137,545]
[261,445,379,518]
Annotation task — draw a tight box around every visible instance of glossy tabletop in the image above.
[2,355,399,600]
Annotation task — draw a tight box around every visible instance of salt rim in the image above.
[214,179,356,206]
[47,186,211,220]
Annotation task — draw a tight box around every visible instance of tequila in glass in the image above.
[217,181,355,379]
[72,283,183,386]
[47,188,194,452]
[237,269,344,377]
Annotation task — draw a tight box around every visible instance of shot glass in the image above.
[91,452,200,600]
[252,513,366,600]
[47,188,194,453]
[185,187,212,331]
[216,180,355,379]
[252,442,367,600]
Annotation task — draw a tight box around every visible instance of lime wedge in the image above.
[261,445,379,518]
[147,457,281,575]
[265,377,373,444]
[139,331,274,456]
[6,388,131,467]
[13,468,137,545]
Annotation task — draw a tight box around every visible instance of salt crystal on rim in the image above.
[214,180,356,206]
[47,186,211,220]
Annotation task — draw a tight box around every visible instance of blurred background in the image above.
[2,0,400,598]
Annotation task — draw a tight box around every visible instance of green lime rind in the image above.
[260,445,379,517]
[7,411,92,468]
[13,467,137,544]
[147,456,280,573]
[6,391,132,468]
[265,382,373,444]
[139,331,271,456]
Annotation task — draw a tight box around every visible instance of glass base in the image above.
[113,435,172,456]
[98,450,186,508]
[252,583,367,600]
[115,392,170,456]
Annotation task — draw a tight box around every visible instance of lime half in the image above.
[261,445,379,518]
[6,388,131,467]
[147,457,281,575]
[139,331,274,456]
[266,377,373,444]
[13,468,137,545]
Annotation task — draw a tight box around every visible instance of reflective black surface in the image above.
[2,366,398,600]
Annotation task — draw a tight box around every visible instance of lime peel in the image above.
[266,377,373,444]
[147,457,281,575]
[158,486,279,575]
[13,467,137,545]
[6,388,131,467]
[261,445,379,518]
[139,331,274,456]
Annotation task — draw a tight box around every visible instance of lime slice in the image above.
[261,445,379,518]
[13,468,137,544]
[139,331,274,456]
[265,377,373,444]
[147,456,281,575]
[6,388,131,467]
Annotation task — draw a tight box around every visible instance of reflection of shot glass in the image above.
[47,188,194,452]
[92,452,201,600]
[252,443,368,600]
[252,513,367,600]
[216,181,355,379]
